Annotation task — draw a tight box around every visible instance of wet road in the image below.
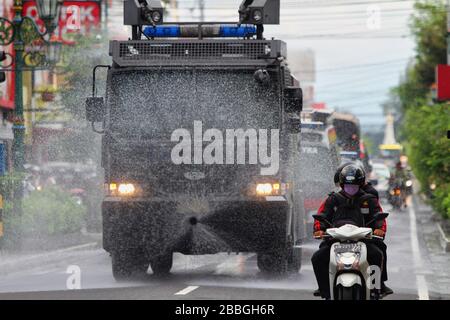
[0,194,448,300]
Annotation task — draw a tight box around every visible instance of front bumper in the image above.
[102,196,290,256]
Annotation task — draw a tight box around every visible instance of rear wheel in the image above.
[257,252,288,274]
[150,253,173,276]
[287,246,302,273]
[111,249,149,281]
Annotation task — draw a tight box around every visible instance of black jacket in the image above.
[314,190,385,232]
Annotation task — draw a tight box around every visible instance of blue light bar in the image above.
[142,25,257,38]
[220,25,256,37]
[143,26,181,38]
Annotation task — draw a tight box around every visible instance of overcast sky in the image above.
[110,0,417,129]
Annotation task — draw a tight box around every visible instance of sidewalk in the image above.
[0,233,102,276]
[414,195,450,298]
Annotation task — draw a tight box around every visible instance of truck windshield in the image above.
[108,69,280,137]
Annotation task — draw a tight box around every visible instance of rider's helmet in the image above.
[335,162,365,185]
[339,164,366,197]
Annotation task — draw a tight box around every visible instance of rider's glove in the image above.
[373,229,385,238]
[314,230,325,239]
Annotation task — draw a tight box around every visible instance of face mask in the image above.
[343,184,359,196]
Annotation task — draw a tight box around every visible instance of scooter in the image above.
[313,213,388,300]
[388,183,405,210]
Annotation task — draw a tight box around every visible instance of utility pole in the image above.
[170,0,179,22]
[11,0,26,247]
[199,0,204,22]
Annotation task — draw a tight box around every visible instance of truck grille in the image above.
[111,40,285,66]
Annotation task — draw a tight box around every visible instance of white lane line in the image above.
[175,285,199,296]
[408,201,430,300]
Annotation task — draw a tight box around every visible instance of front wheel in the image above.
[111,249,149,281]
[150,253,173,276]
[336,285,363,300]
[257,252,288,274]
[287,247,302,273]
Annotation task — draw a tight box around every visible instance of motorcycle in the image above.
[313,213,388,300]
[388,183,404,209]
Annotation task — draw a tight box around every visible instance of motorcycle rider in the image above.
[332,162,392,295]
[389,161,408,207]
[312,164,391,299]
[334,162,378,199]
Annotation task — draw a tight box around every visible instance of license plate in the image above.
[334,243,361,253]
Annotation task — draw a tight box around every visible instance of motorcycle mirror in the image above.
[375,213,389,220]
[365,213,389,227]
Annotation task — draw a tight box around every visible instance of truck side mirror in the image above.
[86,97,105,122]
[284,87,303,113]
[285,115,301,134]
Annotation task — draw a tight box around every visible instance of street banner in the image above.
[0,0,15,110]
[436,64,450,101]
[22,0,102,44]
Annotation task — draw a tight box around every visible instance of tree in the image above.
[388,0,450,218]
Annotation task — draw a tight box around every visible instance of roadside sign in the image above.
[22,0,102,44]
[436,64,450,101]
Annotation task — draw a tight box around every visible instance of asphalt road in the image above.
[0,194,448,300]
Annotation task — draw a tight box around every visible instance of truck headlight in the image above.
[255,182,284,196]
[108,183,138,196]
[256,183,274,196]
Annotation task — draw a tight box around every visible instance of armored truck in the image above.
[86,0,305,279]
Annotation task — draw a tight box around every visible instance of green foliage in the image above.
[4,188,86,238]
[405,103,450,218]
[387,0,450,218]
[0,173,25,200]
[60,33,110,120]
[392,0,447,113]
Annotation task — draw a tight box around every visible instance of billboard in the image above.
[0,0,15,110]
[22,0,102,44]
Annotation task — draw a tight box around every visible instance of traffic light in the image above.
[0,51,5,83]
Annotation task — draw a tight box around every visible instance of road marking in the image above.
[408,200,430,300]
[175,285,199,295]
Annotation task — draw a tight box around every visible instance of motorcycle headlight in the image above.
[334,244,361,269]
[405,180,413,187]
[336,252,360,269]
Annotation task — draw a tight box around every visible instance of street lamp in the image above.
[35,0,63,35]
[0,0,63,248]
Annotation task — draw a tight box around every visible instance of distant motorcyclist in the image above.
[389,161,409,207]
[312,164,392,299]
[390,161,408,185]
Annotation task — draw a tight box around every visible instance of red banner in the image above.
[0,0,15,110]
[436,64,450,101]
[22,0,102,44]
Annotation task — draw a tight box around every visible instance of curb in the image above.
[436,223,450,253]
[0,241,101,275]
